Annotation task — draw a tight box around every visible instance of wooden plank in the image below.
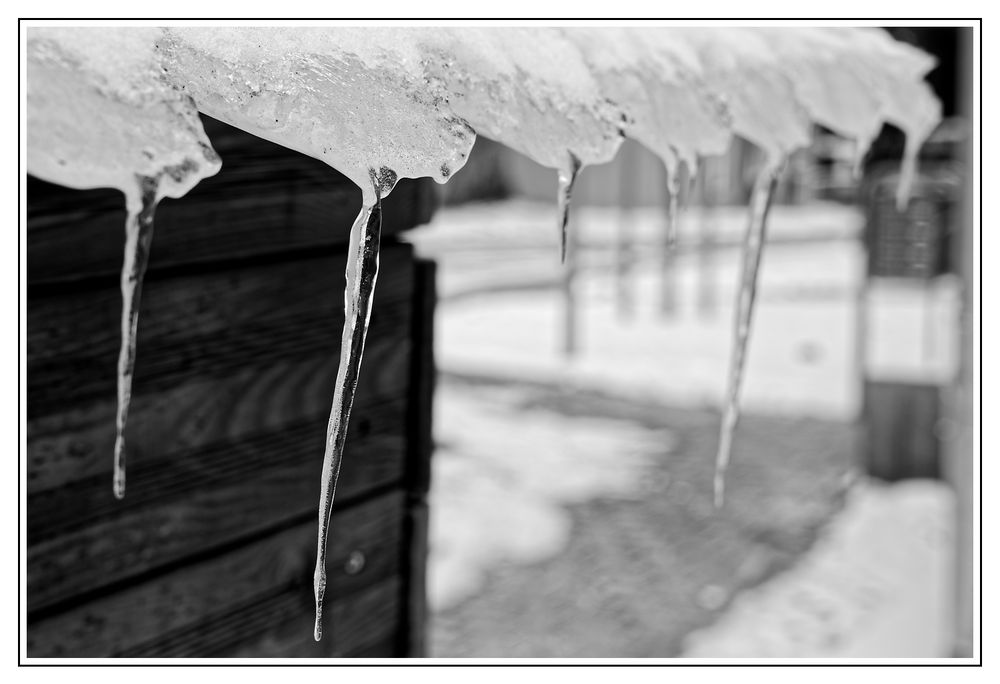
[27,249,421,611]
[27,115,440,285]
[27,401,405,614]
[348,634,401,659]
[27,243,415,419]
[28,391,405,540]
[27,346,409,496]
[27,493,405,657]
[220,578,403,658]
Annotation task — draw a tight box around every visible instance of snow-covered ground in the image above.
[682,479,956,657]
[439,262,862,420]
[416,200,960,421]
[428,384,674,612]
[407,199,962,658]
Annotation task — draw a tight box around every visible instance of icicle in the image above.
[665,168,681,249]
[558,153,583,264]
[559,154,583,356]
[313,167,389,642]
[659,165,682,317]
[713,161,783,508]
[113,177,158,500]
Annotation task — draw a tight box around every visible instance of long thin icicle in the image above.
[660,170,682,317]
[313,170,386,642]
[713,162,783,508]
[665,169,681,249]
[113,177,158,500]
[558,153,583,264]
[559,154,583,357]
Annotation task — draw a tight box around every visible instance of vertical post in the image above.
[560,156,584,359]
[698,158,718,318]
[400,256,436,657]
[616,143,637,321]
[943,25,975,658]
[659,161,678,318]
[854,161,871,429]
[561,200,579,358]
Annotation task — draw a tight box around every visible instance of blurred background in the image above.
[402,26,975,658]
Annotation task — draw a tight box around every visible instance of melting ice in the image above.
[313,168,390,641]
[25,26,942,640]
[714,163,783,508]
[27,27,222,497]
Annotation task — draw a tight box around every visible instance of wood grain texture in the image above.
[220,579,402,658]
[27,248,421,613]
[27,243,415,419]
[27,247,424,634]
[27,349,408,497]
[27,115,441,285]
[27,402,405,614]
[26,113,439,658]
[27,493,405,657]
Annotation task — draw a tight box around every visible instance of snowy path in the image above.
[410,199,960,658]
[428,383,673,612]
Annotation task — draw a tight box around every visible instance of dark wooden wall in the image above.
[26,116,437,658]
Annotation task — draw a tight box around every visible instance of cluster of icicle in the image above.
[26,26,941,642]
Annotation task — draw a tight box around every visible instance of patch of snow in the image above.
[26,27,221,208]
[426,201,959,420]
[681,479,957,657]
[28,27,940,205]
[427,385,674,612]
[437,244,864,421]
